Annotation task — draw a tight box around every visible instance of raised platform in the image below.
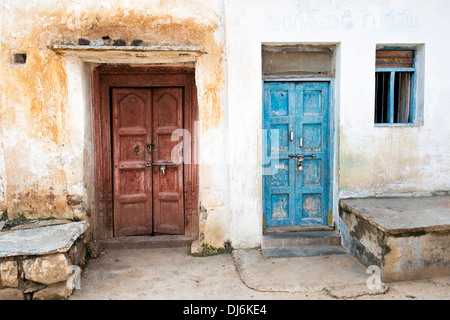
[0,220,89,300]
[339,195,450,282]
[0,221,88,258]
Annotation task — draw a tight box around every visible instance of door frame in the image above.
[262,78,336,230]
[92,65,199,240]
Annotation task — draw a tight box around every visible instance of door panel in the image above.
[263,81,330,227]
[112,88,153,237]
[112,87,185,236]
[152,88,185,234]
[296,82,329,225]
[94,68,198,240]
[263,82,296,226]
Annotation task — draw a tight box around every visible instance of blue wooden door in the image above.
[263,81,330,227]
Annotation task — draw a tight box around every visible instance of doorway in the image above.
[263,81,331,227]
[111,87,184,236]
[93,66,199,239]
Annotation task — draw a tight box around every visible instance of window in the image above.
[262,45,335,77]
[374,48,416,125]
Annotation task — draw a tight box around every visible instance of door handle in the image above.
[151,163,177,166]
[145,162,176,167]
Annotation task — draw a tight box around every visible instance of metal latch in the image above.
[288,153,315,172]
[151,162,176,175]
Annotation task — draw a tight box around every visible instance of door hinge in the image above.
[327,211,333,227]
[262,213,266,230]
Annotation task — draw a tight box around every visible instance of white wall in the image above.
[224,0,450,247]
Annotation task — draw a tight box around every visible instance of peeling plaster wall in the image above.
[0,4,5,212]
[2,0,450,249]
[62,56,95,223]
[0,0,229,247]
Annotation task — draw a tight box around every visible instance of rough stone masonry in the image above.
[0,220,88,300]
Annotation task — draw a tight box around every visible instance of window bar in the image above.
[388,71,395,123]
[400,72,403,123]
[381,72,389,123]
[409,72,415,123]
[397,72,406,123]
[380,73,384,123]
[405,72,411,123]
[375,73,379,123]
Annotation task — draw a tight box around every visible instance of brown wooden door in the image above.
[112,88,153,237]
[111,87,184,237]
[152,88,185,235]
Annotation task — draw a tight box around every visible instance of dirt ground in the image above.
[69,247,450,300]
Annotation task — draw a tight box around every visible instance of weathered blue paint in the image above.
[263,81,330,227]
[375,68,415,72]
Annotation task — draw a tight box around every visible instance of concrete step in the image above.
[262,245,347,258]
[262,230,342,248]
[264,225,334,234]
[98,235,196,249]
[261,230,347,257]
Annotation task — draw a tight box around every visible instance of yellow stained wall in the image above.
[0,0,225,220]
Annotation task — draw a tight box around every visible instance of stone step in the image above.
[262,245,347,258]
[264,225,334,234]
[261,230,347,257]
[262,230,342,249]
[98,235,196,250]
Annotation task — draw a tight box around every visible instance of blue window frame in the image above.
[375,48,416,125]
